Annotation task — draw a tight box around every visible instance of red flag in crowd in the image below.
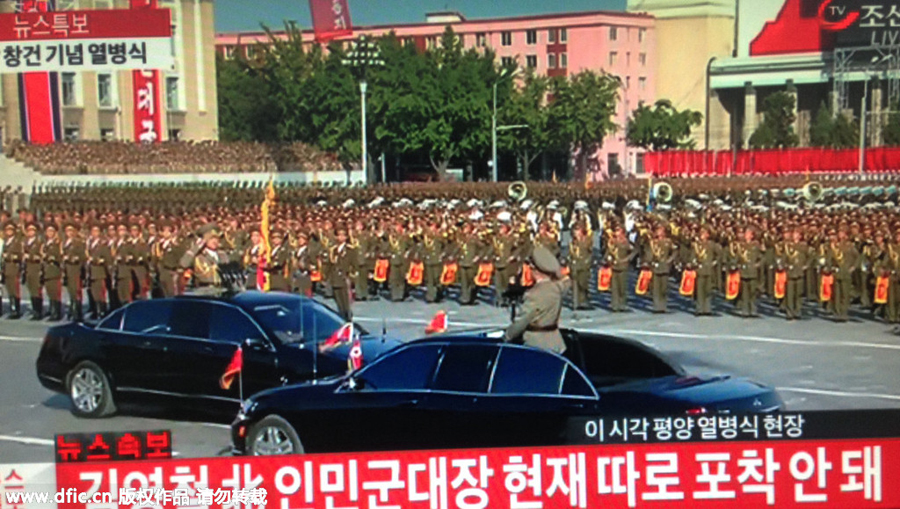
[219,347,243,390]
[425,311,448,335]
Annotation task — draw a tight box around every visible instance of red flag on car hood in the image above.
[425,311,448,334]
[219,346,242,390]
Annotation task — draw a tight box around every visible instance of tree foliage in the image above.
[808,101,858,149]
[749,92,799,149]
[884,101,900,146]
[498,70,551,180]
[625,99,703,151]
[215,52,276,142]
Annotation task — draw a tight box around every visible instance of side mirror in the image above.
[244,337,271,351]
[346,376,365,392]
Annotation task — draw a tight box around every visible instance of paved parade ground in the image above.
[1,294,899,463]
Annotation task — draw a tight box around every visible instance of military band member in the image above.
[23,223,43,320]
[886,231,900,324]
[2,222,23,319]
[63,223,86,321]
[646,225,677,313]
[568,225,593,310]
[691,227,720,316]
[493,223,516,306]
[732,228,763,318]
[607,227,634,312]
[387,223,409,302]
[829,230,859,322]
[42,223,63,322]
[458,223,482,305]
[423,222,445,303]
[329,227,356,320]
[860,232,886,312]
[783,230,809,320]
[87,224,112,318]
[351,221,371,301]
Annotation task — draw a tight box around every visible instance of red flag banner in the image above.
[131,0,162,144]
[309,0,352,43]
[425,310,448,335]
[323,322,353,349]
[474,263,494,287]
[875,276,890,305]
[347,337,363,371]
[373,259,389,283]
[635,269,652,296]
[774,271,788,300]
[440,262,458,286]
[406,261,424,286]
[218,346,242,390]
[726,271,741,300]
[820,273,834,303]
[679,270,697,297]
[597,266,612,292]
[16,0,60,145]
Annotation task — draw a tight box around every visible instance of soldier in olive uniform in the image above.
[606,227,634,312]
[111,224,133,309]
[244,230,263,291]
[2,222,23,319]
[783,229,809,320]
[732,228,763,318]
[829,230,859,322]
[503,246,571,354]
[129,223,150,300]
[179,224,229,295]
[42,224,64,322]
[23,223,43,320]
[351,221,371,301]
[691,227,720,316]
[387,223,409,302]
[329,227,356,320]
[860,233,886,312]
[266,230,291,292]
[422,222,445,303]
[292,231,314,296]
[646,225,677,313]
[458,223,482,305]
[567,225,593,310]
[86,224,112,318]
[884,231,900,323]
[156,221,180,298]
[62,223,86,321]
[492,223,516,306]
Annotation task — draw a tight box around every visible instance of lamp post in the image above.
[492,67,522,182]
[342,36,383,185]
[859,54,892,175]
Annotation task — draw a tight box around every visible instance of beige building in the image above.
[626,0,736,149]
[0,0,218,143]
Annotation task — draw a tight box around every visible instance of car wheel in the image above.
[67,361,116,418]
[247,415,304,456]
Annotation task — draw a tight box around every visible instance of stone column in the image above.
[743,83,758,148]
[871,81,884,146]
[786,81,799,139]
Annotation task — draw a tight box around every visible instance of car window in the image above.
[579,336,678,381]
[432,345,498,393]
[490,347,565,395]
[168,301,211,339]
[561,365,596,397]
[252,300,364,344]
[359,344,442,390]
[122,301,173,334]
[209,304,265,344]
[97,307,125,331]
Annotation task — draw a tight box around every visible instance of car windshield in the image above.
[250,300,367,344]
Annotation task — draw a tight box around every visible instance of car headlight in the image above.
[238,400,257,419]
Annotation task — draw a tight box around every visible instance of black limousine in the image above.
[36,292,400,417]
[232,329,782,455]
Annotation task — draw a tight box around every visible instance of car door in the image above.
[161,300,219,399]
[420,343,500,450]
[207,302,279,397]
[112,300,174,392]
[476,345,599,448]
[321,343,443,452]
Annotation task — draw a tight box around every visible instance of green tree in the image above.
[808,102,833,147]
[548,70,619,180]
[216,52,276,141]
[749,91,799,149]
[884,100,900,146]
[831,113,859,149]
[625,99,702,151]
[498,70,552,180]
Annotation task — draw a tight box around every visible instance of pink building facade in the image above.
[216,10,657,181]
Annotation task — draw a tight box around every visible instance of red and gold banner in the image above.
[16,0,59,145]
[131,0,162,144]
[726,271,741,300]
[310,264,323,283]
[820,273,834,303]
[635,269,652,296]
[373,259,389,283]
[679,269,697,297]
[474,262,494,287]
[308,0,352,43]
[440,262,458,286]
[597,266,612,292]
[774,270,787,300]
[406,261,424,286]
[875,276,890,305]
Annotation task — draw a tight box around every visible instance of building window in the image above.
[501,56,515,67]
[61,72,77,106]
[610,26,618,41]
[93,0,112,8]
[560,53,567,68]
[501,31,512,46]
[169,129,182,141]
[101,128,115,141]
[97,73,112,107]
[548,29,557,43]
[246,45,258,58]
[548,53,557,69]
[64,127,79,141]
[526,30,537,45]
[626,76,631,89]
[166,76,180,110]
[526,55,538,68]
[609,52,618,66]
[626,52,631,66]
[639,28,646,43]
[476,33,487,47]
[426,36,438,50]
[224,45,235,59]
[560,28,568,43]
[639,53,647,67]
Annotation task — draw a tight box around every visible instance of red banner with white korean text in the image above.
[16,0,60,145]
[54,438,900,509]
[308,0,352,43]
[130,0,161,143]
[645,148,900,177]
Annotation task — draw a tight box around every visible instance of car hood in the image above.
[283,334,402,359]
[599,375,782,413]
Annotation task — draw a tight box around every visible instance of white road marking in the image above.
[779,387,900,402]
[605,329,900,352]
[0,335,41,343]
[0,434,54,446]
[355,316,501,328]
[202,423,232,430]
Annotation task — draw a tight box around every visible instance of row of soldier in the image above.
[2,193,900,324]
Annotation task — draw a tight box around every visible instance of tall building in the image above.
[0,0,218,143]
[217,10,657,179]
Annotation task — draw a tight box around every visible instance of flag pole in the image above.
[238,364,244,402]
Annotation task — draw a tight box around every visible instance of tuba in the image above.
[508,181,528,203]
[652,182,673,204]
[802,182,824,203]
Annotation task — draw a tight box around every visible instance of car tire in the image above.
[247,415,304,456]
[67,361,116,418]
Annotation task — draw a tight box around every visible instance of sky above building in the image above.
[215,0,627,32]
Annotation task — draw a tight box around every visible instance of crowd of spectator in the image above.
[4,140,345,175]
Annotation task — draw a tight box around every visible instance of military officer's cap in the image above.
[25,222,37,232]
[199,223,222,240]
[531,245,562,279]
[3,222,14,232]
[45,223,58,232]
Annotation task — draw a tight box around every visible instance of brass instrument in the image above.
[652,182,673,204]
[803,182,824,203]
[508,181,528,203]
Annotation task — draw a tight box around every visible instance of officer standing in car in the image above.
[503,245,571,354]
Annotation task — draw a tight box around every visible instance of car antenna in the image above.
[309,297,318,385]
[381,317,387,342]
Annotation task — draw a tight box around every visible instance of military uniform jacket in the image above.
[23,237,42,272]
[292,244,314,274]
[862,243,885,275]
[783,242,809,279]
[607,240,633,272]
[536,233,560,258]
[268,244,291,279]
[423,235,444,266]
[646,238,676,275]
[493,237,516,269]
[63,237,86,271]
[691,240,719,277]
[2,235,23,277]
[329,243,356,288]
[505,278,572,354]
[87,238,111,280]
[157,238,181,271]
[567,237,593,272]
[731,241,762,279]
[459,236,484,267]
[193,248,229,286]
[43,238,63,281]
[130,238,150,269]
[244,243,263,271]
[387,234,409,265]
[828,242,859,282]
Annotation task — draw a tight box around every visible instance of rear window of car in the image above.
[432,345,498,393]
[123,301,173,334]
[360,344,442,390]
[490,347,565,395]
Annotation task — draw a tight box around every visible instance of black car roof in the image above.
[175,290,318,309]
